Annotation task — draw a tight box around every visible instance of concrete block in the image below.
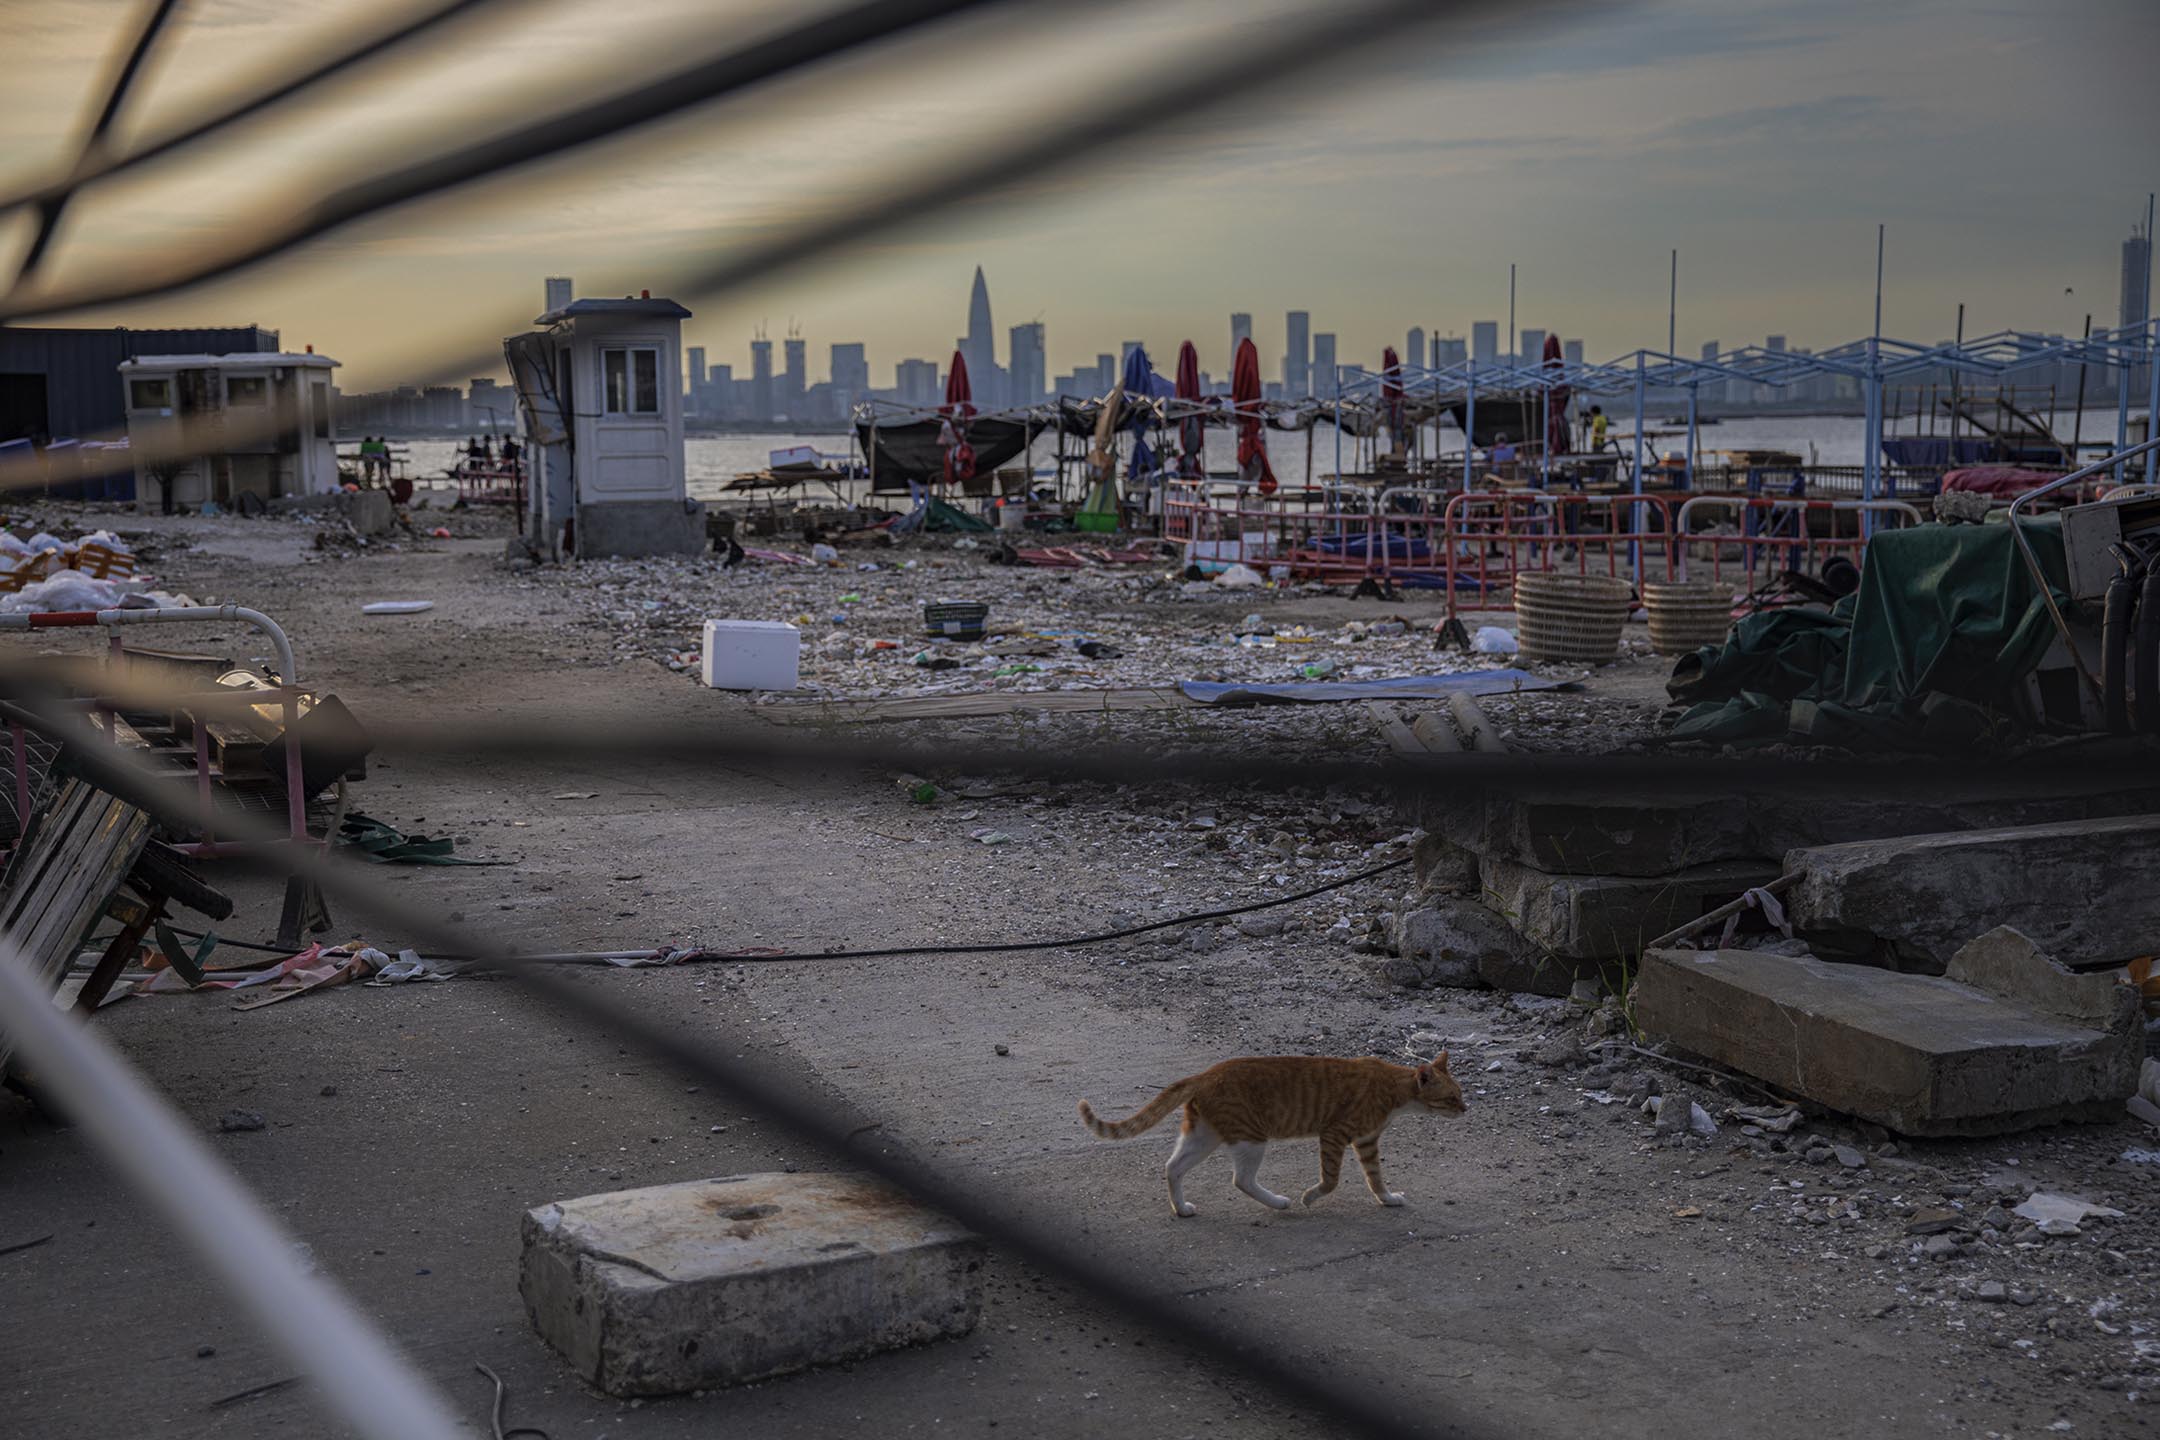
[1409,830,1479,896]
[1786,813,2160,971]
[1632,947,2141,1136]
[1409,780,2160,879]
[521,1173,985,1397]
[1945,926,2139,1031]
[577,499,709,558]
[1384,895,1586,996]
[1386,898,1501,989]
[1481,855,1779,961]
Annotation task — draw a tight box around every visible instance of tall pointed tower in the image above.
[964,267,1002,406]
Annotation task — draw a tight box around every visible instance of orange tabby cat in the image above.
[1079,1052,1465,1218]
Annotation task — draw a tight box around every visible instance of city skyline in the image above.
[331,225,2154,430]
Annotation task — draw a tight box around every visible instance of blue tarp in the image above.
[1180,668,1566,706]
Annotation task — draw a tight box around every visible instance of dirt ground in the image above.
[2,504,2157,1440]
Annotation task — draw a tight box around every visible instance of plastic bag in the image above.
[0,569,123,615]
[1472,626,1519,655]
[1213,563,1264,590]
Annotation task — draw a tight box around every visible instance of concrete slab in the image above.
[1481,855,1779,961]
[1414,780,2160,879]
[1786,813,2160,971]
[1632,947,2141,1136]
[521,1172,985,1397]
[1946,927,2140,1030]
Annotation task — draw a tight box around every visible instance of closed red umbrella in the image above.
[940,348,976,486]
[1233,337,1276,495]
[1543,333,1571,458]
[1175,341,1203,477]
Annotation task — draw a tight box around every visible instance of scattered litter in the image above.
[430,526,452,539]
[1672,1206,1703,1219]
[366,949,462,984]
[553,792,600,800]
[339,812,486,865]
[1212,563,1265,590]
[361,600,434,615]
[2012,1193,2123,1236]
[2121,1149,2160,1166]
[217,1110,267,1133]
[968,828,1014,846]
[1471,626,1518,655]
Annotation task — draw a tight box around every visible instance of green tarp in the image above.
[1668,518,2071,749]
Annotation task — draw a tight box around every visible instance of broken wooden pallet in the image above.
[0,779,150,1076]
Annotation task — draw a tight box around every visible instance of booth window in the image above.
[129,378,172,408]
[602,347,661,415]
[311,378,331,438]
[226,375,268,406]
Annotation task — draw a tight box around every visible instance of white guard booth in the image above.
[502,294,706,559]
[119,352,341,510]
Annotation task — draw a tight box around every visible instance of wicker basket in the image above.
[1511,572,1634,662]
[1643,580,1735,656]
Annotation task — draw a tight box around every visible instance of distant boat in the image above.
[1667,415,1720,426]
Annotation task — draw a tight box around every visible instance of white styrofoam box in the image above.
[701,619,799,690]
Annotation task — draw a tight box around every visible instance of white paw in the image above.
[1265,1193,1292,1211]
[1173,1202,1197,1218]
[1379,1191,1406,1208]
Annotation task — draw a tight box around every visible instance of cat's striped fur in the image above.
[1079,1053,1465,1217]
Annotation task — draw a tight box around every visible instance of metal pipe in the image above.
[0,942,464,1440]
[0,604,298,683]
[2007,432,2160,703]
[1631,352,1646,584]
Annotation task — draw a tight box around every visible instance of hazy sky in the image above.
[1,0,2155,390]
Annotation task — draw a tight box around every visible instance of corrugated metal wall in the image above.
[0,326,278,441]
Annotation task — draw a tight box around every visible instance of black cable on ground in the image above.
[126,855,1414,966]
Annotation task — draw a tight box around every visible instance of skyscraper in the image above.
[1311,333,1338,394]
[1231,312,1253,360]
[1435,335,1467,368]
[1405,327,1425,373]
[749,335,774,423]
[781,335,806,418]
[2123,223,2153,334]
[1284,310,1310,395]
[544,276,573,313]
[1471,322,1498,366]
[829,343,869,413]
[1520,328,1547,368]
[686,347,707,405]
[963,267,1001,408]
[1563,339,1584,367]
[895,358,939,407]
[1007,322,1045,406]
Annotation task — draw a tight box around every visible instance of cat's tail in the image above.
[1078,1078,1199,1141]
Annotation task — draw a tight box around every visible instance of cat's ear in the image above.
[1433,1049,1450,1070]
[1414,1063,1433,1088]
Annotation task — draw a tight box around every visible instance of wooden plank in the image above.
[0,781,150,1076]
